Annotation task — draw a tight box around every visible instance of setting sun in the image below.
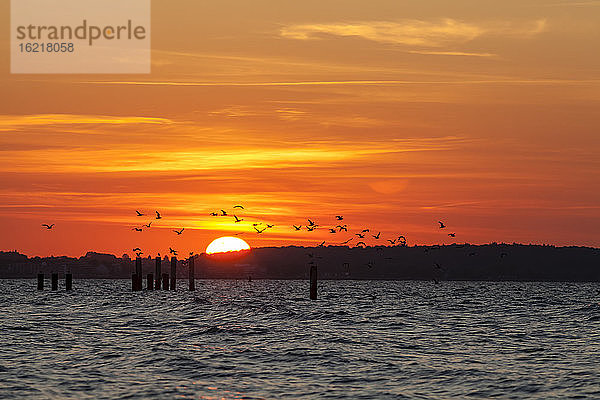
[206,237,251,254]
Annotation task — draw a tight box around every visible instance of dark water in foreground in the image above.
[1,280,599,399]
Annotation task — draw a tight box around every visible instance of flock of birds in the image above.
[40,205,457,250]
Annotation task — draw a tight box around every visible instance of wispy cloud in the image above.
[281,18,547,47]
[0,114,173,129]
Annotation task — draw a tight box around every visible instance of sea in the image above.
[1,280,599,399]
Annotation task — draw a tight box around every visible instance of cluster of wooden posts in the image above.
[37,273,72,291]
[131,256,195,291]
[35,256,319,299]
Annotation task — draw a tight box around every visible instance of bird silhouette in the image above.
[438,221,446,229]
[398,235,406,242]
[252,223,262,227]
[155,211,162,219]
[254,226,266,234]
[355,233,365,238]
[387,239,397,245]
[135,210,144,216]
[266,224,274,228]
[143,222,152,228]
[233,205,244,209]
[220,209,228,216]
[135,252,143,257]
[169,247,178,255]
[306,226,316,232]
[173,228,184,235]
[448,232,456,237]
[341,238,353,244]
[355,241,367,247]
[293,225,302,231]
[132,247,141,252]
[307,219,316,226]
[233,215,244,223]
[336,225,348,232]
[335,215,344,220]
[42,224,54,229]
[329,228,337,233]
[318,241,325,247]
[361,229,370,233]
[132,227,143,232]
[372,232,381,239]
[210,212,219,216]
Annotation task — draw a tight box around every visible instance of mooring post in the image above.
[309,264,317,300]
[170,257,177,290]
[37,273,44,290]
[132,274,138,291]
[65,273,72,291]
[147,273,154,290]
[162,273,169,290]
[188,256,195,291]
[155,257,162,290]
[135,257,142,291]
[51,273,58,291]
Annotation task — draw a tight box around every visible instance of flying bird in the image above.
[307,219,317,227]
[336,225,348,232]
[318,241,325,247]
[155,211,162,220]
[266,224,274,228]
[233,215,244,223]
[42,224,54,229]
[220,209,228,216]
[210,212,219,216]
[252,223,262,227]
[361,229,370,233]
[372,232,381,239]
[387,239,397,245]
[355,241,367,247]
[329,228,337,234]
[306,226,316,231]
[135,210,144,216]
[233,205,244,209]
[132,247,141,252]
[448,233,456,237]
[254,226,266,234]
[143,222,152,228]
[355,233,365,238]
[438,221,446,229]
[169,247,178,255]
[293,225,302,231]
[135,252,143,257]
[335,215,344,220]
[132,227,143,232]
[173,228,184,235]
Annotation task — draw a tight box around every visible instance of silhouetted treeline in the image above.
[1,244,599,281]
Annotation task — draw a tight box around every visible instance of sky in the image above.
[1,0,599,257]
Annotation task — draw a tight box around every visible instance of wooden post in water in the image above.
[132,274,138,291]
[37,273,44,290]
[309,264,317,300]
[154,257,162,290]
[170,257,177,290]
[65,273,72,291]
[146,273,154,290]
[188,256,195,291]
[162,273,169,290]
[51,273,58,291]
[135,257,142,291]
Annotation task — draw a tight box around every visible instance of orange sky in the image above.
[1,0,599,257]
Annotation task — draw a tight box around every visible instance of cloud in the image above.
[281,18,547,47]
[0,114,174,129]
